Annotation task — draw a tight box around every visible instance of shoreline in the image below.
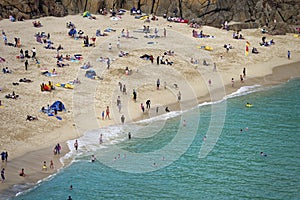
[1,59,299,199]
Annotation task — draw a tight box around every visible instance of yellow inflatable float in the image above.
[55,83,74,89]
[245,103,253,108]
[196,45,213,51]
[140,16,149,20]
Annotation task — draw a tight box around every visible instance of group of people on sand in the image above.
[5,91,19,99]
[40,81,54,92]
[232,30,244,39]
[32,21,42,28]
[192,29,213,38]
[260,36,275,46]
[2,30,21,47]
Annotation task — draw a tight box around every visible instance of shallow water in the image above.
[9,78,300,200]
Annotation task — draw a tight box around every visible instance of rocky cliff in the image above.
[0,0,299,34]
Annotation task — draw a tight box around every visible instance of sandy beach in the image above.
[0,12,300,197]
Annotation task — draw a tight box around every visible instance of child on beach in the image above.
[19,168,26,177]
[42,161,47,171]
[50,160,54,169]
[105,106,110,119]
[101,111,105,120]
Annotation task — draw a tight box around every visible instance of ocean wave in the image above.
[224,85,261,100]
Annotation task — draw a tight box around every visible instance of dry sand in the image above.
[0,12,300,196]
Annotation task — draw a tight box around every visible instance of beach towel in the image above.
[56,116,62,120]
[44,72,58,77]
[110,17,121,21]
[147,42,158,44]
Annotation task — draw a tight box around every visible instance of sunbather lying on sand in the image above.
[57,61,69,67]
[19,78,33,83]
[26,115,38,121]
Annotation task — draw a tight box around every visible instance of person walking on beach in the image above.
[123,84,127,95]
[177,91,181,102]
[116,96,122,112]
[1,168,5,183]
[213,63,217,72]
[157,56,160,65]
[164,28,167,37]
[105,106,111,120]
[5,151,8,162]
[74,140,78,151]
[117,37,120,48]
[118,82,122,91]
[157,78,160,90]
[25,59,28,70]
[240,75,244,83]
[121,115,125,124]
[243,68,246,77]
[107,57,110,69]
[141,103,145,112]
[208,79,212,86]
[128,132,131,140]
[133,89,137,102]
[31,47,36,60]
[146,99,151,109]
[1,152,5,162]
[231,78,235,87]
[287,50,291,59]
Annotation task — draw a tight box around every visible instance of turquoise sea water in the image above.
[7,78,300,200]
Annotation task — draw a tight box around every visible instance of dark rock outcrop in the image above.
[0,0,299,34]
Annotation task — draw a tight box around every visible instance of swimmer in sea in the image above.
[91,155,96,162]
[260,152,267,157]
[183,120,186,126]
[240,129,243,133]
[203,136,207,141]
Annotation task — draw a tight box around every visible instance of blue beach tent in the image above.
[50,101,66,111]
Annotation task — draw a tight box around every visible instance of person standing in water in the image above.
[99,134,103,144]
[74,140,78,151]
[91,155,96,162]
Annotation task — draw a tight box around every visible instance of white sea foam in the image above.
[224,85,261,99]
